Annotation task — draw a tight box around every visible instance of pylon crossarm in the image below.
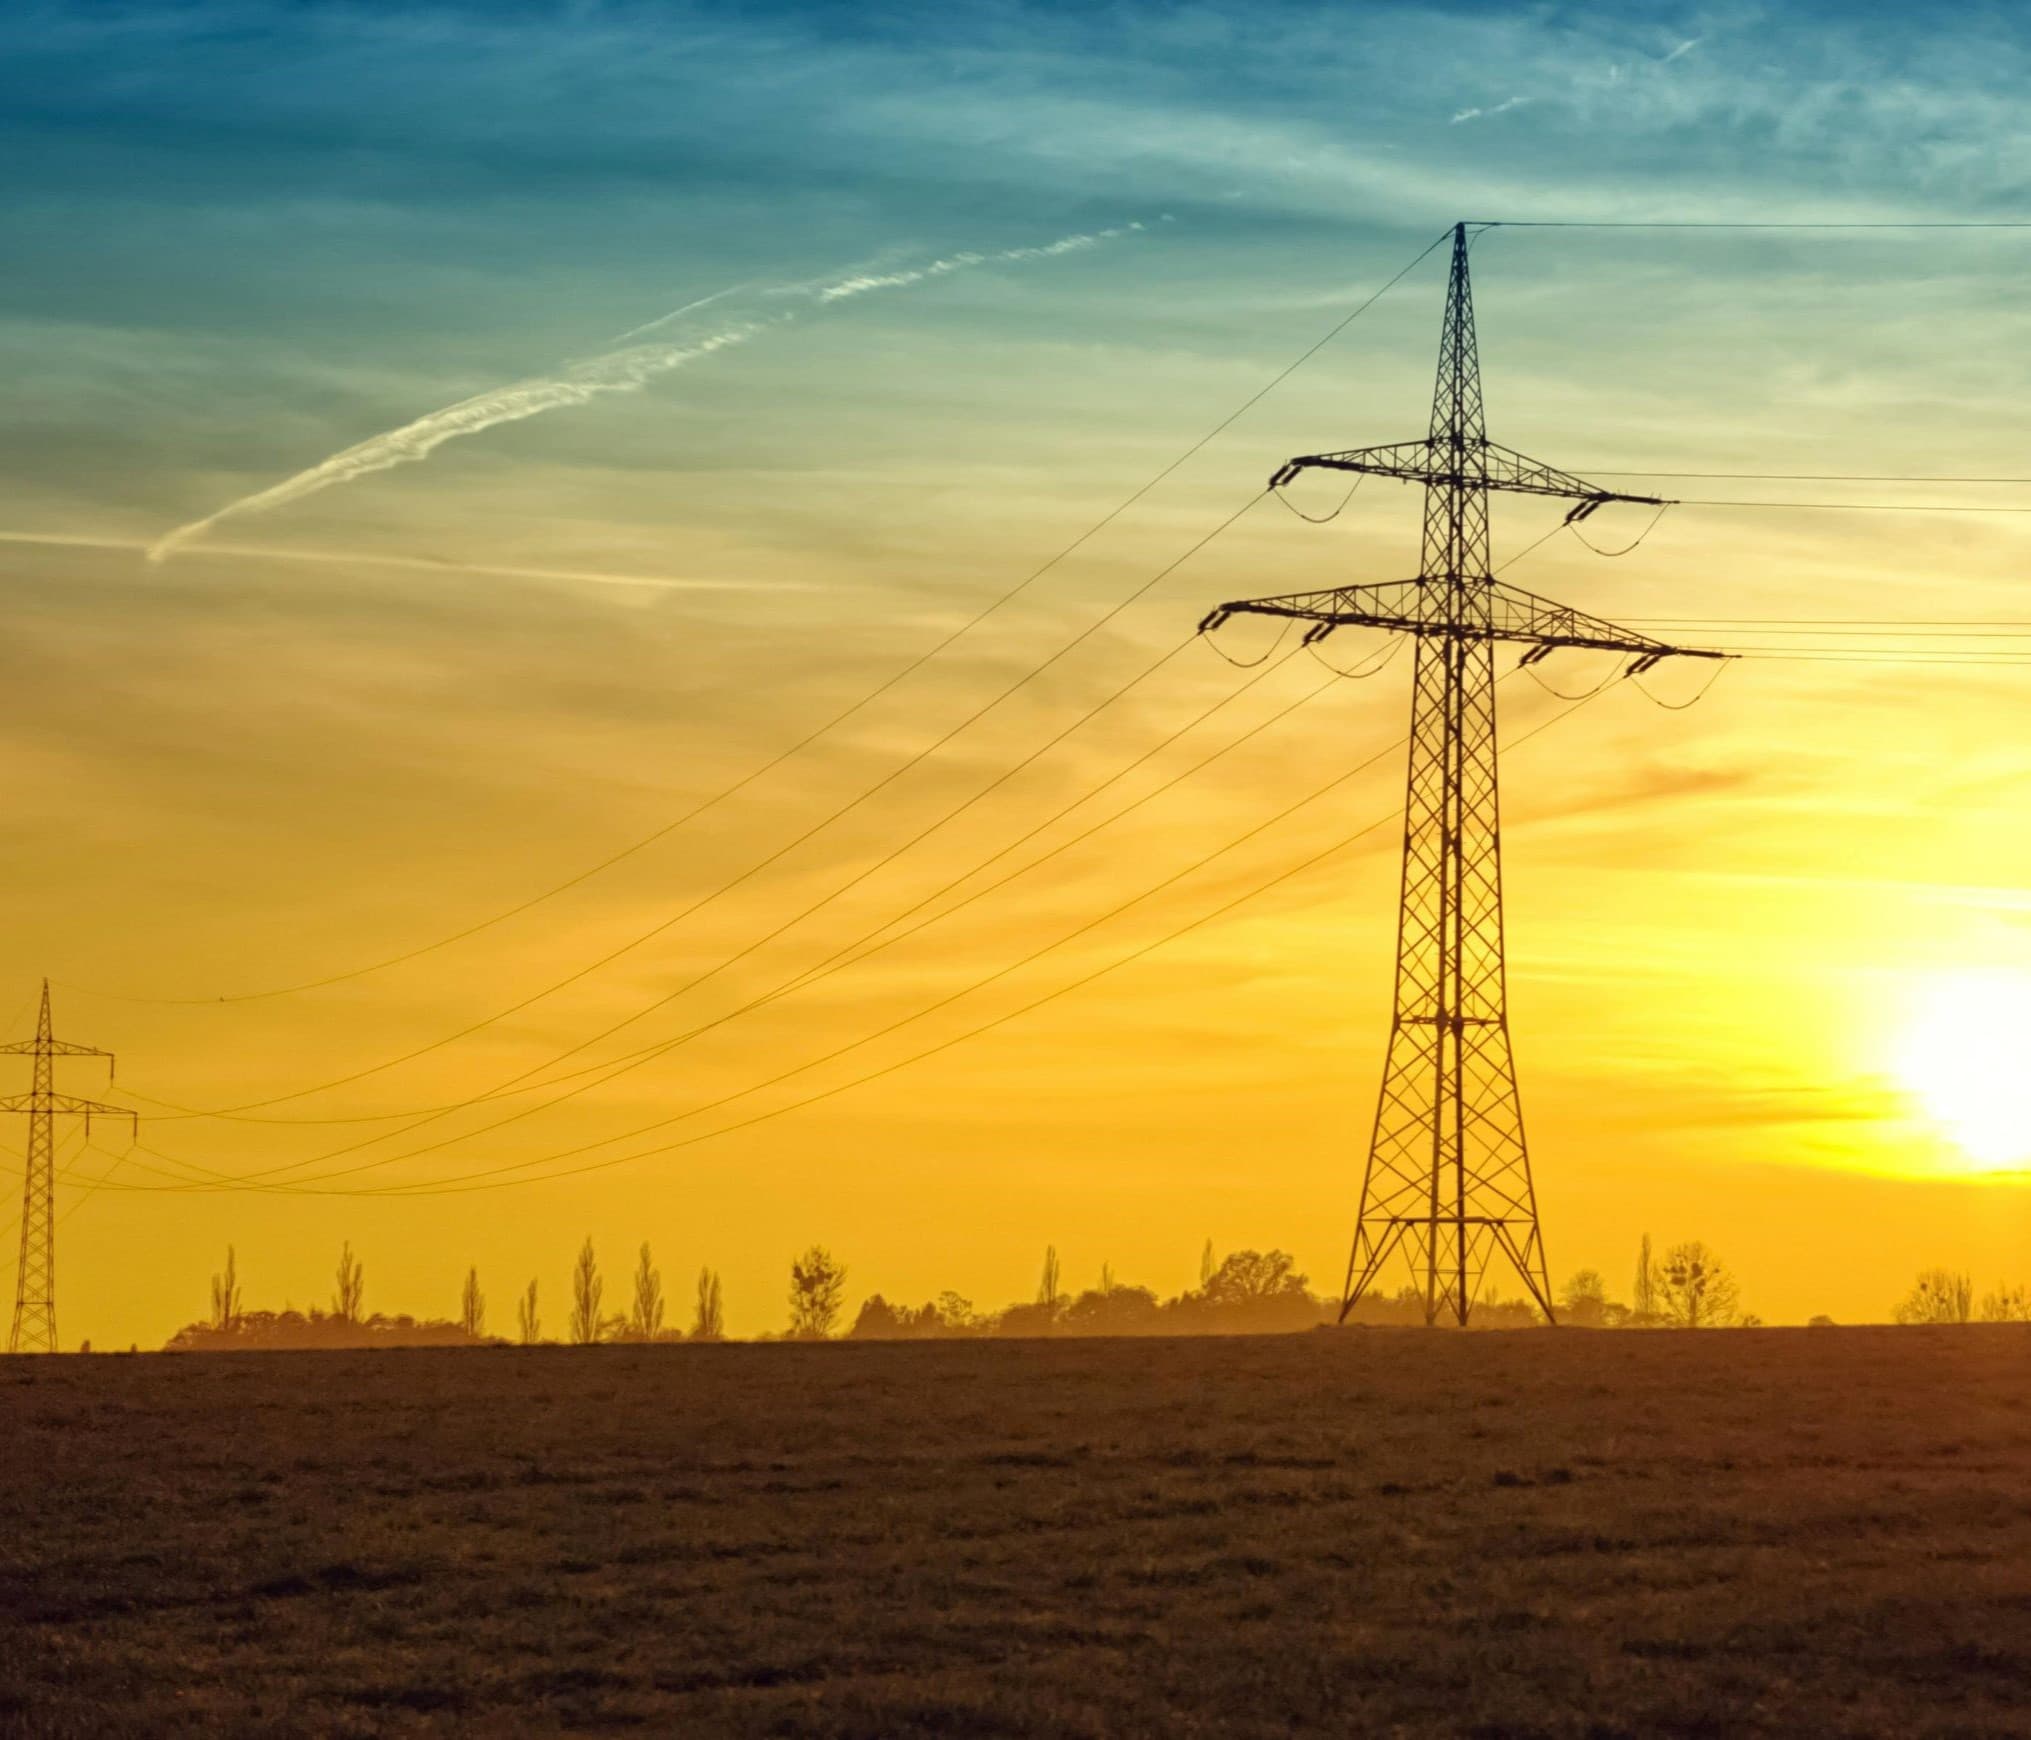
[1204,578,1730,665]
[1199,579,1426,638]
[0,1038,109,1058]
[1271,438,1669,508]
[0,1091,130,1119]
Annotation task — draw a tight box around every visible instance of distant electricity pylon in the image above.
[5,981,132,1353]
[1200,223,1725,1326]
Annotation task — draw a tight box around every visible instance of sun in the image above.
[1894,969,2031,1171]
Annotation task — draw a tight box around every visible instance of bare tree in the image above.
[691,1267,725,1340]
[629,1243,665,1339]
[788,1245,847,1340]
[1654,1242,1740,1328]
[1036,1245,1063,1316]
[210,1246,241,1333]
[1559,1268,1609,1327]
[1632,1234,1656,1322]
[459,1266,485,1339]
[1980,1285,2031,1323]
[517,1278,541,1344]
[1896,1268,1974,1325]
[570,1238,604,1345]
[333,1241,365,1323]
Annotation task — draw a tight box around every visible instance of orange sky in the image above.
[7,5,2031,1345]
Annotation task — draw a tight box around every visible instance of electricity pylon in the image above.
[1199,223,1725,1326]
[5,981,132,1353]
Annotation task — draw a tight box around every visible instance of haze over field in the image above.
[4,0,2031,1347]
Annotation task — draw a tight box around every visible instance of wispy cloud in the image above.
[1663,37,1703,64]
[1450,95,1530,125]
[147,224,1147,564]
[0,529,774,594]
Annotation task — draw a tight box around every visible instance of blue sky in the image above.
[8,0,2031,545]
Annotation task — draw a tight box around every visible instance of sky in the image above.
[5,0,2031,1344]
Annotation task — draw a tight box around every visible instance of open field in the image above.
[7,1328,2031,1736]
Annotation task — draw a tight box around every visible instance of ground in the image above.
[5,1326,2031,1736]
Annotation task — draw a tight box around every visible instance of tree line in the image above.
[1890,1269,2031,1325]
[165,1229,1784,1349]
[167,1239,726,1351]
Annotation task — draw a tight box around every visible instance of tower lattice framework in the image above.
[6,981,130,1354]
[1201,223,1725,1325]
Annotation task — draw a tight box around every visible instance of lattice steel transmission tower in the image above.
[1200,223,1725,1326]
[6,981,131,1353]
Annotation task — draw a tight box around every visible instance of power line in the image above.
[124,633,1332,1194]
[141,651,1346,1191]
[1725,650,2031,667]
[1630,618,2031,629]
[165,625,1216,1173]
[135,489,1263,1128]
[299,681,1616,1201]
[252,716,1439,1197]
[70,228,1454,1012]
[1680,498,2031,514]
[1589,471,2031,485]
[103,666,1413,1199]
[107,232,1463,1123]
[1478,220,2031,230]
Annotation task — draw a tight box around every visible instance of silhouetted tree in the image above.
[517,1278,541,1345]
[1980,1284,2031,1323]
[691,1267,724,1340]
[995,1300,1061,1337]
[1173,1249,1321,1333]
[210,1246,241,1333]
[1036,1245,1063,1317]
[164,1307,477,1352]
[1099,1261,1115,1295]
[1632,1234,1657,1323]
[850,1295,904,1339]
[628,1243,665,1340]
[1199,1238,1217,1288]
[1559,1268,1610,1328]
[1655,1241,1740,1328]
[459,1267,485,1339]
[1895,1268,1974,1324]
[333,1241,364,1323]
[788,1245,846,1340]
[849,1292,978,1339]
[1201,1249,1305,1306]
[1061,1283,1162,1335]
[570,1238,604,1345]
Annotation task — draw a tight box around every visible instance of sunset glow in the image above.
[4,2,2031,1345]
[1895,970,2031,1171]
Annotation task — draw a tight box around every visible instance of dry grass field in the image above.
[7,1326,2031,1736]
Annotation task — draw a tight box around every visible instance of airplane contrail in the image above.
[814,224,1144,303]
[608,283,750,346]
[148,223,1146,565]
[147,324,766,564]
